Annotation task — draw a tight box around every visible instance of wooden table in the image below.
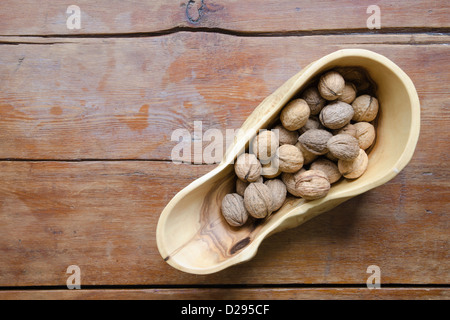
[0,0,448,300]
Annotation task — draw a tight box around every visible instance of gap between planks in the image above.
[0,26,449,40]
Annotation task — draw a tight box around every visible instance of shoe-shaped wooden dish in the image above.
[156,49,420,274]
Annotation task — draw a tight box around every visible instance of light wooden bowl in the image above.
[156,49,420,275]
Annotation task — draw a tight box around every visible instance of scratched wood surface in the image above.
[0,0,449,299]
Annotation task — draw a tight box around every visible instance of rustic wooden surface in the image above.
[0,0,448,300]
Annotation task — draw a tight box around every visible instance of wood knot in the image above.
[229,237,251,255]
[186,0,204,23]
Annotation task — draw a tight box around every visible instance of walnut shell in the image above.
[318,71,345,101]
[352,95,379,122]
[251,130,279,162]
[298,116,322,135]
[319,101,354,130]
[310,158,342,184]
[325,151,339,163]
[281,168,306,197]
[338,148,369,179]
[261,159,281,179]
[327,134,360,161]
[301,87,326,115]
[294,170,331,200]
[276,144,304,173]
[298,129,333,155]
[264,179,287,212]
[335,123,357,138]
[234,153,262,182]
[273,124,299,145]
[338,82,357,104]
[354,122,376,150]
[334,67,371,92]
[294,141,318,165]
[236,176,263,197]
[221,193,249,227]
[244,182,273,219]
[280,99,310,131]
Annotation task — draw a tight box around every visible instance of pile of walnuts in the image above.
[221,68,378,228]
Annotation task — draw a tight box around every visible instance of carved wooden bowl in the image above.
[156,49,420,274]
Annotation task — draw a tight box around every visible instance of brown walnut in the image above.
[234,153,262,182]
[294,170,331,200]
[280,99,310,131]
[338,82,357,104]
[327,134,360,161]
[273,124,299,145]
[352,95,379,122]
[301,87,326,115]
[264,179,287,212]
[221,193,249,227]
[298,129,333,155]
[318,71,345,101]
[310,158,342,184]
[244,182,274,219]
[319,101,354,130]
[276,144,304,173]
[354,122,376,150]
[338,148,369,179]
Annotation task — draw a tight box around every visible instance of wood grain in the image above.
[0,159,447,286]
[0,287,448,300]
[0,0,448,36]
[0,33,448,160]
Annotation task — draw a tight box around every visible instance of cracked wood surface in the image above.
[0,0,449,300]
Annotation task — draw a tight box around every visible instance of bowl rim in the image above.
[156,48,421,275]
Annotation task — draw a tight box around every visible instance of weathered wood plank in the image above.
[0,160,447,286]
[0,0,448,36]
[0,33,448,160]
[0,287,448,300]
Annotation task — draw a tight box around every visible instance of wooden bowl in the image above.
[156,49,420,274]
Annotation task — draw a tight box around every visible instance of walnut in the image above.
[294,170,331,200]
[327,134,360,161]
[236,176,263,197]
[325,151,338,163]
[251,130,279,162]
[310,158,342,184]
[352,95,379,122]
[319,101,354,130]
[221,193,249,227]
[338,82,357,104]
[276,144,304,173]
[354,122,376,150]
[301,87,326,115]
[298,129,333,155]
[334,67,370,92]
[318,71,345,101]
[273,124,299,145]
[244,182,273,219]
[264,179,287,211]
[334,123,357,138]
[295,141,318,165]
[338,148,369,179]
[281,168,306,197]
[280,99,310,131]
[234,153,262,182]
[298,116,322,135]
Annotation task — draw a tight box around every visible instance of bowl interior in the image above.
[157,50,419,274]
